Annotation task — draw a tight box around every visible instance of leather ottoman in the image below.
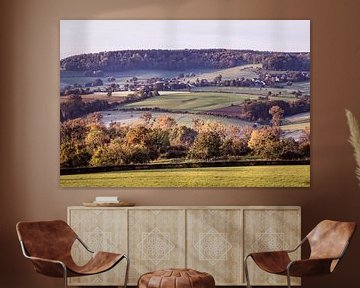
[138,268,215,288]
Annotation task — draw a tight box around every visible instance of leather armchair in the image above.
[244,220,356,288]
[16,220,129,288]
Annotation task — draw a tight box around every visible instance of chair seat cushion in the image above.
[138,268,215,288]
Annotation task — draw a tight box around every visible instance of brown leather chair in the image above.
[16,220,129,288]
[244,220,356,288]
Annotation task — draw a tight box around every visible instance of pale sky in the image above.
[60,20,310,59]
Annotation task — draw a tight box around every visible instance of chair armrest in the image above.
[25,255,67,278]
[26,255,65,266]
[285,237,307,253]
[247,250,290,259]
[245,237,306,259]
[19,240,67,277]
[287,258,336,277]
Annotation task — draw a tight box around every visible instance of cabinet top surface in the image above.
[68,205,301,210]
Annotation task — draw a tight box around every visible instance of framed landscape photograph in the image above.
[60,20,310,188]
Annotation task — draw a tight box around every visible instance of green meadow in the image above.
[122,92,260,112]
[183,64,261,81]
[60,165,310,188]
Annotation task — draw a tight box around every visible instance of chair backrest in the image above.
[307,220,356,261]
[16,220,77,261]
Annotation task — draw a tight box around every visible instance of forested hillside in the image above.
[60,49,310,72]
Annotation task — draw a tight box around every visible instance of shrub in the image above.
[221,138,250,157]
[170,125,197,147]
[188,131,222,160]
[90,141,125,167]
[60,142,91,168]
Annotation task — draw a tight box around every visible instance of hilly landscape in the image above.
[60,48,310,187]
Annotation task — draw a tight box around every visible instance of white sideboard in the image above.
[67,206,301,286]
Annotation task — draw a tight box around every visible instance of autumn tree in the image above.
[60,118,90,168]
[90,140,151,166]
[277,138,301,160]
[60,95,85,121]
[248,127,282,159]
[125,125,150,146]
[60,142,91,168]
[147,128,171,159]
[170,125,198,147]
[221,138,250,157]
[298,127,310,158]
[269,105,284,126]
[248,126,303,160]
[154,115,177,129]
[188,131,222,160]
[90,141,125,167]
[85,123,110,150]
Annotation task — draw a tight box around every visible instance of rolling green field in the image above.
[281,122,310,131]
[184,64,261,82]
[190,82,310,97]
[122,89,303,113]
[282,112,310,131]
[60,165,310,187]
[122,92,260,112]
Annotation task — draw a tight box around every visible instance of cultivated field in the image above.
[60,165,310,187]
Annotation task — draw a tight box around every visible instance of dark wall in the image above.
[1,0,360,287]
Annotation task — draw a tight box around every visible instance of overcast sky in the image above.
[60,20,310,59]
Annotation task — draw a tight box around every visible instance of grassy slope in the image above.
[284,81,310,95]
[282,112,310,131]
[121,91,301,113]
[183,64,261,81]
[190,82,310,97]
[122,92,258,112]
[60,165,310,188]
[282,122,310,131]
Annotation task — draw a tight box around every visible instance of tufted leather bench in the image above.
[138,268,215,288]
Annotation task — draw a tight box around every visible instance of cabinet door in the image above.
[68,208,127,286]
[187,209,243,285]
[243,208,301,286]
[128,209,186,284]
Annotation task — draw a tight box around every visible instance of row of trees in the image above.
[262,54,310,71]
[60,111,310,169]
[60,95,119,122]
[208,97,310,123]
[60,91,159,122]
[60,49,310,72]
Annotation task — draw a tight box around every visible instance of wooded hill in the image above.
[60,49,310,72]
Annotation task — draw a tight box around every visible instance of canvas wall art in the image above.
[60,20,310,187]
